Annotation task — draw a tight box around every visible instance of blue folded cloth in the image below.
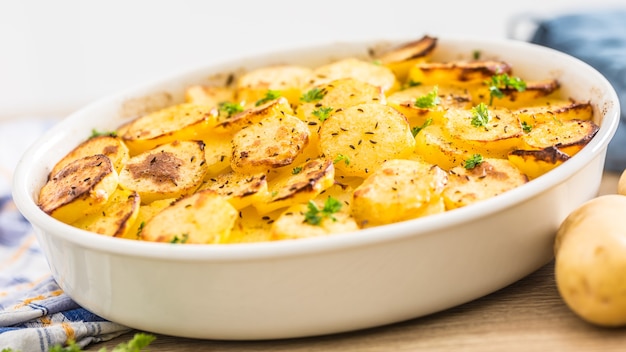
[0,119,131,352]
[529,9,626,173]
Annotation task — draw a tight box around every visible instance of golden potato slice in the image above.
[118,140,208,204]
[508,146,570,180]
[71,188,140,238]
[351,159,448,227]
[140,190,238,244]
[474,79,560,109]
[201,132,233,176]
[120,103,218,155]
[124,198,176,241]
[522,119,599,156]
[515,100,594,126]
[38,154,118,224]
[376,35,438,81]
[230,112,309,174]
[319,103,415,178]
[414,124,473,171]
[443,158,528,210]
[387,84,472,127]
[50,134,129,175]
[408,60,512,86]
[271,199,359,240]
[306,58,398,94]
[444,105,523,158]
[214,97,294,134]
[184,85,235,107]
[236,64,313,106]
[254,158,335,214]
[199,171,268,210]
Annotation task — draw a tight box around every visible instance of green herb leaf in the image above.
[90,129,118,139]
[333,154,350,166]
[414,86,440,109]
[292,166,303,175]
[403,79,422,89]
[312,106,333,121]
[255,89,281,106]
[303,197,342,226]
[411,118,433,137]
[472,50,481,60]
[464,154,484,170]
[300,87,326,102]
[219,101,244,117]
[42,333,156,352]
[471,102,491,128]
[485,73,527,105]
[170,233,189,244]
[521,121,532,133]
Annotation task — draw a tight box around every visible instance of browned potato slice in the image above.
[254,158,335,214]
[71,188,140,238]
[376,35,438,81]
[351,159,448,227]
[236,64,313,106]
[414,124,473,171]
[214,97,293,134]
[199,171,268,210]
[120,103,218,155]
[125,198,176,240]
[185,85,235,107]
[473,79,560,108]
[231,112,309,174]
[306,58,398,94]
[271,199,359,240]
[443,158,528,210]
[444,106,523,159]
[515,100,594,126]
[50,134,129,175]
[387,84,472,127]
[508,146,570,180]
[140,190,238,244]
[38,154,118,224]
[319,103,415,178]
[118,140,208,204]
[407,60,512,86]
[522,119,599,156]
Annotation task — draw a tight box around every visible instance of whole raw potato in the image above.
[618,169,626,196]
[554,194,626,327]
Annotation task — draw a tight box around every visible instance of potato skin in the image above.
[555,195,626,327]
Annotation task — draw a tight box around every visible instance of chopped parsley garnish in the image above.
[303,197,342,226]
[255,89,281,106]
[414,86,440,109]
[372,59,382,66]
[333,154,350,165]
[292,166,303,175]
[464,154,484,170]
[471,102,491,128]
[485,73,527,105]
[136,221,145,237]
[12,333,157,352]
[219,101,244,117]
[403,79,422,89]
[90,129,117,138]
[312,106,333,121]
[170,233,189,244]
[521,121,533,133]
[300,87,326,102]
[411,118,433,137]
[473,50,481,60]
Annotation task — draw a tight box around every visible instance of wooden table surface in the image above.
[89,172,626,351]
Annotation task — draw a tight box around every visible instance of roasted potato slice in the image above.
[118,140,208,204]
[306,57,398,94]
[199,171,268,210]
[351,159,448,227]
[214,96,294,134]
[120,103,217,155]
[376,35,438,81]
[202,132,233,177]
[231,112,309,174]
[254,158,335,214]
[407,60,512,86]
[522,119,599,156]
[271,198,359,240]
[444,106,523,159]
[50,134,129,175]
[515,100,594,126]
[236,64,313,106]
[474,79,560,109]
[185,85,235,107]
[38,154,118,224]
[414,124,472,171]
[124,198,176,240]
[140,190,238,244]
[508,146,570,180]
[443,158,528,210]
[319,103,415,178]
[71,188,140,238]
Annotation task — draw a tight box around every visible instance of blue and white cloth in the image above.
[0,118,132,351]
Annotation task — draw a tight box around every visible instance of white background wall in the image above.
[2,0,625,119]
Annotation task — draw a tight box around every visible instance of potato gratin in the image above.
[37,35,599,244]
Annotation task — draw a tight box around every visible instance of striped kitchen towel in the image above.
[0,118,132,352]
